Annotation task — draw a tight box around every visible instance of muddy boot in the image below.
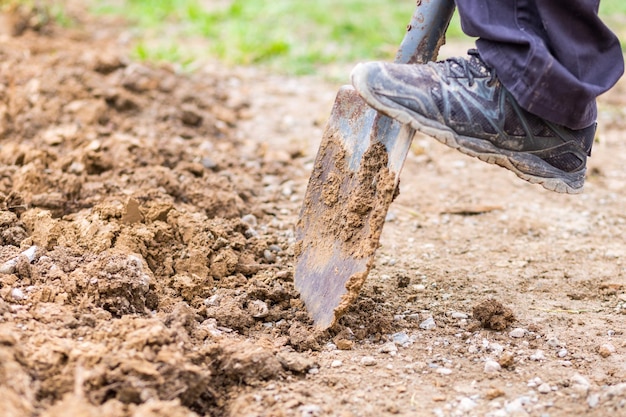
[351,50,595,194]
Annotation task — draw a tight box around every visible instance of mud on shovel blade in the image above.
[295,0,455,330]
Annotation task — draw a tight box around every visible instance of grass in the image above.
[87,0,625,75]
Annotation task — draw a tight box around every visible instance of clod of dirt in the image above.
[214,341,284,385]
[472,299,516,331]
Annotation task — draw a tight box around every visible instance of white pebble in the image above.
[537,383,552,394]
[587,393,600,408]
[509,328,527,338]
[11,288,26,301]
[380,342,398,354]
[420,317,437,330]
[451,311,468,319]
[571,373,591,395]
[299,404,322,417]
[360,356,377,366]
[557,348,568,358]
[484,360,501,374]
[489,343,504,355]
[547,336,564,348]
[457,397,477,412]
[530,350,545,361]
[330,360,343,368]
[392,332,411,346]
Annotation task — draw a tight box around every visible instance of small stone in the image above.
[598,343,616,358]
[547,336,564,348]
[360,356,377,366]
[587,393,600,408]
[308,367,319,375]
[380,342,398,354]
[330,360,343,368]
[484,360,501,374]
[392,332,410,346]
[248,300,269,318]
[420,317,437,330]
[537,383,551,394]
[570,373,591,395]
[11,288,26,301]
[436,367,452,375]
[451,311,469,319]
[263,249,277,263]
[530,350,546,361]
[557,348,568,358]
[509,328,527,338]
[299,404,322,417]
[241,214,258,226]
[457,397,477,412]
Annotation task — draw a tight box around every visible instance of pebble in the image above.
[451,311,469,319]
[263,249,277,263]
[547,336,564,348]
[392,332,410,346]
[330,360,343,368]
[457,397,477,412]
[587,393,600,408]
[436,367,452,375]
[420,317,437,330]
[557,348,568,358]
[530,350,546,361]
[360,356,377,366]
[505,396,532,414]
[484,360,501,374]
[537,383,552,394]
[241,213,258,226]
[11,288,26,301]
[570,373,591,395]
[380,342,398,354]
[509,328,527,338]
[299,404,322,417]
[598,343,616,358]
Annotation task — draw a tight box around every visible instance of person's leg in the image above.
[350,0,623,193]
[456,0,623,130]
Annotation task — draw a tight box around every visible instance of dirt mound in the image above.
[0,9,325,417]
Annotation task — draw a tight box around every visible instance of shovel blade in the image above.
[294,86,414,329]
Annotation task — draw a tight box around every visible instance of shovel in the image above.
[294,0,456,330]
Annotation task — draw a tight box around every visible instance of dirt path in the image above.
[0,7,624,417]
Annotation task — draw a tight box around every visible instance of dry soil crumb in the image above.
[472,298,516,331]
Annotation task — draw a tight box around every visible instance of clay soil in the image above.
[0,7,625,417]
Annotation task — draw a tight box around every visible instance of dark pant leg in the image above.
[454,0,624,130]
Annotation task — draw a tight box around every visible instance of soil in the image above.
[1,5,625,417]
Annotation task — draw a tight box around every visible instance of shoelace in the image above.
[434,49,496,87]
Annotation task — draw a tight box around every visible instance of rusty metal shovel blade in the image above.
[295,0,455,330]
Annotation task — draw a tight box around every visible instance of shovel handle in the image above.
[395,0,456,65]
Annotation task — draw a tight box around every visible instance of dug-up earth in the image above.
[0,7,625,417]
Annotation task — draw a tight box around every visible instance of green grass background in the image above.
[89,0,626,75]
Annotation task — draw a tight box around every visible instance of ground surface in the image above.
[0,7,625,417]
